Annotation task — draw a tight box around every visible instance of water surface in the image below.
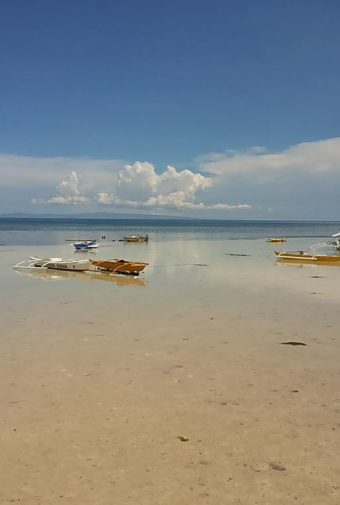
[1,219,340,504]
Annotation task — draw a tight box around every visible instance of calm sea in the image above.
[0,217,339,246]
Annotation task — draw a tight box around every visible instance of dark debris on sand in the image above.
[281,341,307,346]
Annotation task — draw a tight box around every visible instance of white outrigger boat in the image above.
[311,232,340,253]
[330,232,340,250]
[14,256,94,272]
[14,266,146,287]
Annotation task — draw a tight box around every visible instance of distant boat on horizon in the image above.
[120,234,149,243]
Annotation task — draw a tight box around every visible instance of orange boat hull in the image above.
[91,259,148,275]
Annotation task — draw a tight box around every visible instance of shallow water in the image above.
[1,231,340,504]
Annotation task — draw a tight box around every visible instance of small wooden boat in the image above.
[90,258,148,275]
[266,237,286,243]
[275,251,340,263]
[121,234,149,243]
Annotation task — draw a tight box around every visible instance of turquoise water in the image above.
[0,217,339,245]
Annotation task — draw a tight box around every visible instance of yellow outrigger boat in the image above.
[275,251,340,263]
[266,237,286,243]
[122,234,149,243]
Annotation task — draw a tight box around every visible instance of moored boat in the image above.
[266,237,286,243]
[14,267,146,287]
[14,257,94,272]
[329,232,340,250]
[90,258,148,275]
[121,234,149,243]
[72,239,99,250]
[309,231,340,254]
[275,251,340,263]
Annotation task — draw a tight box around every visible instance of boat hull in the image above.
[74,245,98,250]
[73,240,98,250]
[46,261,91,271]
[122,235,149,243]
[90,259,148,275]
[15,257,93,272]
[275,251,340,263]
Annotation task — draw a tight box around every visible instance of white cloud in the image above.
[28,160,247,212]
[0,154,251,213]
[4,137,340,218]
[196,137,340,218]
[97,192,115,205]
[199,137,340,179]
[94,162,249,211]
[96,191,250,210]
[32,171,89,205]
[114,162,212,202]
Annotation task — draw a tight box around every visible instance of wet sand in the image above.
[1,239,340,504]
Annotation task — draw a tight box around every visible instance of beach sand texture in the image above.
[1,239,340,504]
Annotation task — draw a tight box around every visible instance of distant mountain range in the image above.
[0,212,196,220]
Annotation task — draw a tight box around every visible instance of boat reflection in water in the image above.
[275,260,340,269]
[14,268,146,287]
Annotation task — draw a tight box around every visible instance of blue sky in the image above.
[1,0,340,218]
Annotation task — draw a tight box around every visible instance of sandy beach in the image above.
[1,238,340,504]
[2,0,340,501]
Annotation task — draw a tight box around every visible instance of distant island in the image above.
[0,212,197,220]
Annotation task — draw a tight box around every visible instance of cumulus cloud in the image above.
[29,160,247,212]
[94,162,250,211]
[32,171,90,205]
[115,162,212,202]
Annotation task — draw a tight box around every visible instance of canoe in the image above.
[90,258,148,275]
[275,251,340,263]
